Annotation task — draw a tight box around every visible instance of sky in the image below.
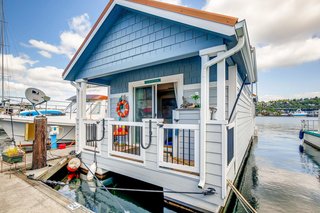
[2,0,320,101]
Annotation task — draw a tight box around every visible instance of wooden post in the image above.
[32,115,47,169]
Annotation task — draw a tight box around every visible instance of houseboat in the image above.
[62,0,257,212]
[301,110,320,150]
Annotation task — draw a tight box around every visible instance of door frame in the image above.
[128,74,183,122]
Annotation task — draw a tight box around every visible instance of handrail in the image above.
[228,74,248,123]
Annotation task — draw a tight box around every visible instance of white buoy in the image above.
[87,163,97,181]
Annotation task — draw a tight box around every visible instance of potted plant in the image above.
[191,92,200,108]
[2,146,25,163]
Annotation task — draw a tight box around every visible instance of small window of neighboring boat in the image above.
[90,102,101,115]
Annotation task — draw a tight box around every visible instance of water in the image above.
[234,117,320,213]
[1,117,320,212]
[51,171,177,213]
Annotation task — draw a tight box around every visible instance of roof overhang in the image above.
[235,20,257,83]
[62,0,238,80]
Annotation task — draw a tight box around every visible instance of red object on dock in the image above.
[67,158,81,172]
[58,143,66,149]
[67,173,79,181]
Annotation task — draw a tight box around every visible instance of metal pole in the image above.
[1,0,4,103]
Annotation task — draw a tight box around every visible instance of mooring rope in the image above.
[34,176,216,195]
[227,179,257,213]
[80,158,130,213]
[27,148,217,212]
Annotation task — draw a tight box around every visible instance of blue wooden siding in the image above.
[109,56,220,94]
[74,8,223,80]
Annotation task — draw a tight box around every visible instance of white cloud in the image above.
[257,38,320,70]
[38,50,52,58]
[29,40,61,54]
[69,13,91,37]
[156,0,182,5]
[8,72,74,101]
[1,54,74,100]
[203,0,320,70]
[28,13,91,59]
[0,54,37,73]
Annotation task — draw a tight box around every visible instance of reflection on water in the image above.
[234,117,320,213]
[53,172,177,213]
[1,117,320,212]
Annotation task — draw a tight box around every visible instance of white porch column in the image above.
[76,80,87,153]
[198,54,209,188]
[216,52,226,120]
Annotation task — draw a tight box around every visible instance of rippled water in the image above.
[234,117,320,213]
[1,117,320,212]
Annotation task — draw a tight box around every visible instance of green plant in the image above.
[191,92,200,108]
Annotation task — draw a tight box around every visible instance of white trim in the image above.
[221,124,227,199]
[157,123,200,174]
[216,52,226,120]
[199,45,227,57]
[119,1,235,36]
[206,120,228,125]
[107,120,146,163]
[82,119,104,154]
[78,81,87,152]
[63,0,118,79]
[198,54,209,188]
[128,74,184,121]
[63,0,236,79]
[157,167,200,180]
[228,65,237,122]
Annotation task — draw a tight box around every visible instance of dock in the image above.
[0,147,89,213]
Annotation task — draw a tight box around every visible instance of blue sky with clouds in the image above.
[3,0,320,101]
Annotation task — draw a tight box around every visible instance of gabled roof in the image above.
[62,0,238,79]
[128,0,238,26]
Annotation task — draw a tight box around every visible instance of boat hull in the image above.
[303,131,320,150]
[0,115,75,146]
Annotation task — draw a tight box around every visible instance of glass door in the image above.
[134,86,155,122]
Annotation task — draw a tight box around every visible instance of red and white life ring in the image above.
[116,100,129,118]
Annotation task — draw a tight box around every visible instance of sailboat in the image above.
[0,0,108,149]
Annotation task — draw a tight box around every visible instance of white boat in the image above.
[0,94,108,149]
[293,109,308,116]
[301,110,320,149]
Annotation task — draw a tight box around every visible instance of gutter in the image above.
[198,27,245,189]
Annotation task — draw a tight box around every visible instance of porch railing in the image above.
[83,119,102,152]
[107,120,144,161]
[158,123,200,173]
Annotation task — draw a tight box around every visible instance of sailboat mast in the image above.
[1,0,4,103]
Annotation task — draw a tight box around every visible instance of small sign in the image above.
[144,78,161,84]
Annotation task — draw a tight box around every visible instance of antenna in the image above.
[25,88,51,115]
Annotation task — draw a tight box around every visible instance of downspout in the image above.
[198,33,245,189]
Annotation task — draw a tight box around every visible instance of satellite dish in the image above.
[25,88,51,105]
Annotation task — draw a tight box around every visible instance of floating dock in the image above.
[0,147,90,213]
